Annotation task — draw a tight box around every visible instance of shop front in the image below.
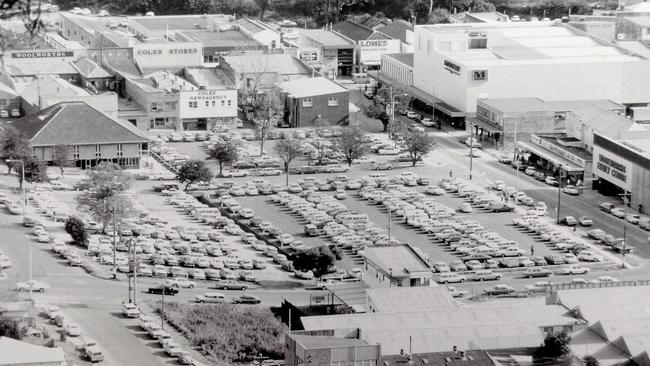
[178,89,237,131]
[515,137,587,187]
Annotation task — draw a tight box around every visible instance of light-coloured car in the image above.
[561,264,589,275]
[195,292,226,303]
[16,280,50,292]
[63,321,82,336]
[437,272,466,284]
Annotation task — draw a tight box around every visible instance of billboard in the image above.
[359,39,400,64]
[179,89,238,119]
[593,145,633,191]
[298,48,320,65]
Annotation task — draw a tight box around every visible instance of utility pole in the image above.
[556,166,564,224]
[620,193,629,268]
[112,201,117,278]
[468,119,473,180]
[513,121,519,210]
[388,208,392,244]
[28,247,32,301]
[161,285,165,330]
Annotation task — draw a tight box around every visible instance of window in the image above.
[164,102,176,110]
[427,39,431,54]
[328,97,338,106]
[302,98,313,107]
[151,102,159,111]
[117,144,123,157]
[212,100,216,107]
[205,101,209,107]
[221,100,225,107]
[228,100,232,106]
[95,145,101,158]
[0,99,7,107]
[73,146,79,159]
[188,101,197,108]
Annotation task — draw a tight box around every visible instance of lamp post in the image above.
[620,193,630,268]
[468,118,474,180]
[7,159,25,220]
[388,208,392,245]
[512,121,519,209]
[556,164,568,224]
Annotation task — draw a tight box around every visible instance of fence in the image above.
[546,279,650,292]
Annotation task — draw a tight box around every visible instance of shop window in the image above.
[151,102,159,111]
[212,100,215,107]
[228,100,232,106]
[221,100,225,107]
[188,101,197,109]
[328,97,338,106]
[302,98,313,107]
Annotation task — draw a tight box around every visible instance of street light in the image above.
[468,118,474,180]
[7,159,25,220]
[556,164,568,224]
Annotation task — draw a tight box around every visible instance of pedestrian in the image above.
[530,245,535,256]
[573,226,576,233]
[449,169,453,178]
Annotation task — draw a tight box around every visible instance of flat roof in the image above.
[184,68,234,89]
[420,23,643,64]
[367,286,457,313]
[557,286,650,312]
[384,53,413,67]
[300,29,355,48]
[480,97,624,113]
[278,77,347,98]
[129,14,233,31]
[291,334,370,349]
[539,135,593,160]
[363,245,431,277]
[181,29,263,49]
[222,54,310,76]
[625,16,650,27]
[7,62,79,76]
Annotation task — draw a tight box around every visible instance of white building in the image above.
[412,22,650,122]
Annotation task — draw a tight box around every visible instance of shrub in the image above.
[65,216,87,245]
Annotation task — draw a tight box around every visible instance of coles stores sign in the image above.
[359,39,400,63]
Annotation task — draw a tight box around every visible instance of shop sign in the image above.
[12,51,74,58]
[358,39,400,63]
[444,60,461,75]
[136,48,198,55]
[593,145,632,191]
[298,48,319,63]
[188,90,228,101]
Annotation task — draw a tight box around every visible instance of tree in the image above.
[253,119,272,156]
[253,0,269,19]
[363,103,390,132]
[472,0,496,12]
[274,138,301,185]
[208,141,239,177]
[1,126,31,174]
[0,318,25,340]
[402,131,436,166]
[335,127,367,166]
[65,216,88,245]
[52,144,71,177]
[176,160,213,190]
[293,246,337,278]
[428,7,451,23]
[15,156,47,188]
[583,356,599,366]
[76,162,132,234]
[310,139,329,165]
[533,332,572,365]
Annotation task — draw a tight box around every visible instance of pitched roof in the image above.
[362,16,391,29]
[291,334,370,349]
[14,76,90,108]
[0,336,65,365]
[13,101,149,146]
[0,81,18,98]
[222,54,310,76]
[367,286,457,313]
[382,350,495,366]
[73,57,112,79]
[571,106,636,133]
[332,20,374,41]
[299,29,355,47]
[378,19,413,43]
[278,77,347,98]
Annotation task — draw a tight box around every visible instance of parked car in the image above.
[483,284,516,296]
[214,280,248,290]
[195,292,226,303]
[523,267,552,278]
[16,280,50,292]
[561,264,589,275]
[470,270,502,281]
[561,216,577,226]
[563,185,580,195]
[578,216,593,226]
[147,286,178,295]
[232,294,262,304]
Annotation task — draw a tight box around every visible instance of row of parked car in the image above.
[42,306,104,362]
[599,202,650,230]
[137,313,195,364]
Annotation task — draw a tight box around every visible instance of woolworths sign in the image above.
[358,39,400,64]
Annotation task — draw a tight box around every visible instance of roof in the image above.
[14,76,90,107]
[278,77,348,98]
[101,49,142,78]
[332,20,374,41]
[362,16,391,29]
[129,14,233,31]
[0,81,19,98]
[132,71,197,93]
[384,53,413,67]
[6,62,79,76]
[13,101,149,146]
[181,29,264,50]
[571,106,636,133]
[377,19,413,43]
[480,97,624,113]
[72,57,112,79]
[222,54,310,76]
[183,68,234,89]
[0,336,64,365]
[626,2,650,12]
[625,16,650,27]
[291,334,370,349]
[382,350,495,366]
[363,245,431,277]
[237,18,267,33]
[300,29,355,48]
[556,287,650,313]
[366,286,457,313]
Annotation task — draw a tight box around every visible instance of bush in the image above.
[157,302,285,363]
[293,246,338,278]
[65,216,87,245]
[0,318,25,340]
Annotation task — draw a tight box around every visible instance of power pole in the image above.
[620,193,629,268]
[468,119,473,180]
[556,166,563,224]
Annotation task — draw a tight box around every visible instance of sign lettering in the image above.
[136,48,198,56]
[593,145,632,191]
[12,51,74,59]
[359,40,389,48]
[444,60,461,75]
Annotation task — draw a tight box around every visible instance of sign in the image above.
[188,90,229,101]
[132,42,203,69]
[179,89,238,119]
[11,51,74,59]
[444,60,461,75]
[136,48,198,55]
[298,48,319,64]
[593,145,633,191]
[358,39,400,64]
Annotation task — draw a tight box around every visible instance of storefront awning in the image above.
[516,141,584,172]
[467,117,502,133]
[361,60,381,66]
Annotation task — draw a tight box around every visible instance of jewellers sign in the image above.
[358,39,400,64]
[593,145,632,191]
[11,51,74,58]
[444,60,461,75]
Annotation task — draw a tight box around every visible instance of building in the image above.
[412,22,650,125]
[285,330,381,366]
[449,12,511,24]
[277,77,349,127]
[376,19,414,53]
[220,53,311,91]
[235,17,281,49]
[381,350,497,366]
[124,70,237,131]
[0,82,21,115]
[12,101,150,169]
[592,132,650,210]
[0,337,65,366]
[332,20,401,71]
[72,56,115,92]
[297,29,356,78]
[365,286,456,313]
[378,53,413,88]
[301,298,585,355]
[363,245,433,287]
[13,75,118,117]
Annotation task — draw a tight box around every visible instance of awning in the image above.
[467,117,502,133]
[360,60,381,66]
[409,86,466,118]
[516,141,584,172]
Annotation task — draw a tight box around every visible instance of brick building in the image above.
[277,77,349,127]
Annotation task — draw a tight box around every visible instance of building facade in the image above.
[285,330,381,366]
[278,77,349,127]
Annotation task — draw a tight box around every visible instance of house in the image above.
[12,101,150,169]
[220,54,311,91]
[277,77,349,127]
[363,244,433,287]
[0,337,65,366]
[72,56,114,92]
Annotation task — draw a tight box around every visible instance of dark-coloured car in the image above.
[214,280,248,291]
[232,161,256,169]
[147,286,178,295]
[483,284,516,296]
[232,295,261,304]
[544,254,566,265]
[153,183,179,192]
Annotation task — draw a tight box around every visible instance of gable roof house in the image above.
[12,101,149,169]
